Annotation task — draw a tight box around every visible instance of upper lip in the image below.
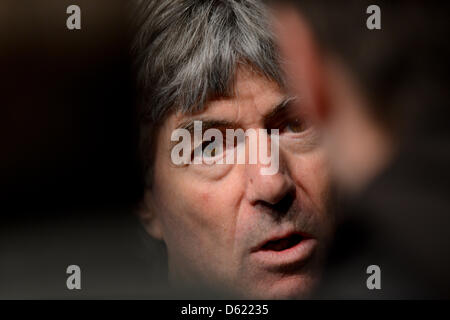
[251,230,314,253]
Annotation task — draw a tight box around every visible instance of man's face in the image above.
[145,69,333,299]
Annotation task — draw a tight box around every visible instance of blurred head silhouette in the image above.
[270,0,449,195]
[270,0,450,298]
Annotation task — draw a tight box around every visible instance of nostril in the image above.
[272,191,295,213]
[254,190,295,217]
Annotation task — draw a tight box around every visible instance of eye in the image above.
[203,143,219,158]
[191,140,210,160]
[282,117,309,134]
[191,137,224,161]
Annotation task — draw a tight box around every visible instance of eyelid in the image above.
[279,127,320,152]
[282,126,313,137]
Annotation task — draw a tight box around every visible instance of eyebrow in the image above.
[172,95,297,141]
[176,119,238,135]
[263,96,298,123]
[170,119,238,150]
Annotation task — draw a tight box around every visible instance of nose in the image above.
[246,158,296,217]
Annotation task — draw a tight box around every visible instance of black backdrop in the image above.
[0,1,167,299]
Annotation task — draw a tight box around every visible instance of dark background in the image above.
[0,0,167,298]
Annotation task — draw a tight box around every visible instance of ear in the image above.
[138,190,164,240]
[271,6,330,124]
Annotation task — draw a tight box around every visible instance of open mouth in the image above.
[250,230,318,270]
[260,233,304,252]
[251,231,317,270]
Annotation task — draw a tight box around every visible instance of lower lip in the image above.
[251,238,318,271]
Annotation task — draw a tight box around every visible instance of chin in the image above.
[241,274,319,300]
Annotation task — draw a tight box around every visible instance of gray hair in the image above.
[132,0,285,184]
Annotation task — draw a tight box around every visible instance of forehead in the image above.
[170,69,287,129]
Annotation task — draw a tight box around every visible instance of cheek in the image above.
[154,166,249,284]
[154,162,244,252]
[287,148,330,212]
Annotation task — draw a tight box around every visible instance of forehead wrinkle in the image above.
[172,78,292,134]
[231,74,292,126]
